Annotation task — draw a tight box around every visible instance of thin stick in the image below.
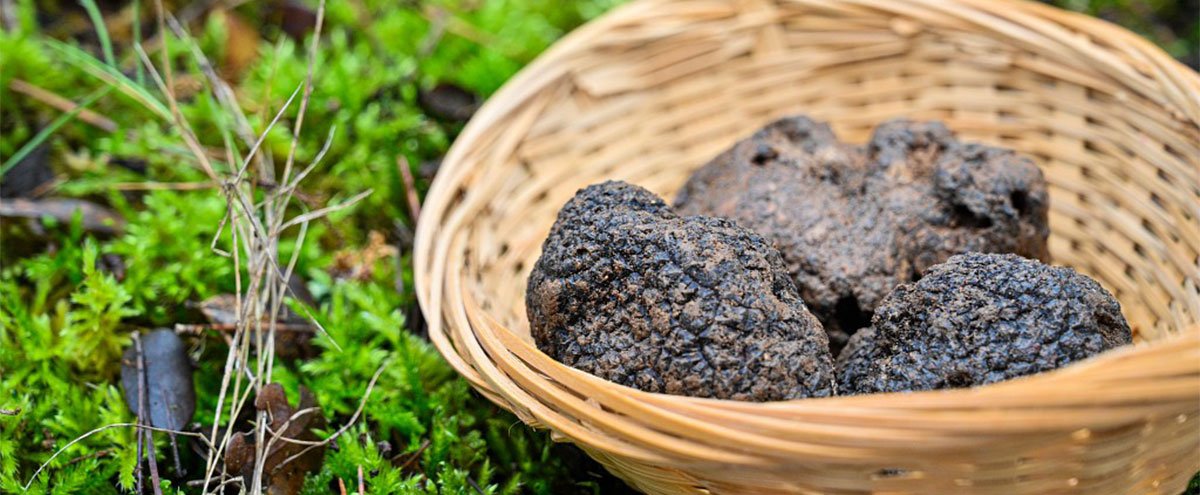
[1,87,112,176]
[21,423,212,490]
[136,334,165,495]
[135,333,146,495]
[393,439,430,472]
[8,79,118,132]
[396,155,422,219]
[65,448,112,466]
[275,362,387,470]
[467,476,485,495]
[279,190,373,231]
[133,43,217,180]
[108,181,216,191]
[358,465,365,495]
[175,322,314,334]
[279,0,327,187]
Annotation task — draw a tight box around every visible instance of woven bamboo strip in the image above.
[414,0,1200,492]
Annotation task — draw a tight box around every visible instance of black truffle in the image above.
[837,253,1132,394]
[527,181,835,401]
[674,117,1050,353]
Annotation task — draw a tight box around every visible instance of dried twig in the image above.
[108,181,217,191]
[125,1,378,492]
[467,476,486,495]
[275,362,387,469]
[135,334,165,495]
[358,465,366,495]
[175,322,315,334]
[134,333,147,495]
[392,439,430,472]
[22,424,210,491]
[396,155,422,220]
[65,448,112,466]
[8,79,118,132]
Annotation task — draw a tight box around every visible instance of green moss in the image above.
[1,1,620,493]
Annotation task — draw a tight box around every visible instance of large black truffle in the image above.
[837,253,1132,394]
[527,181,835,401]
[675,117,1050,353]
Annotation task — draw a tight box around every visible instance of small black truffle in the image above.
[527,181,835,401]
[837,253,1132,394]
[675,117,1050,353]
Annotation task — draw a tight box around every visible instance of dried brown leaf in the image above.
[225,383,325,495]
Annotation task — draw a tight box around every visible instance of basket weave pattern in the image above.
[414,0,1200,492]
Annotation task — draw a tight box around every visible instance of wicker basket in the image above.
[413,0,1200,492]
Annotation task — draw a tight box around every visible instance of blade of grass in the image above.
[45,39,170,121]
[132,0,144,85]
[79,0,116,68]
[1,86,112,176]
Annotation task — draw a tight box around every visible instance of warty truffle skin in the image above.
[674,116,1051,354]
[837,253,1132,394]
[526,180,835,401]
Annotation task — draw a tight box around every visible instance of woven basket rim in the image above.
[413,0,1200,482]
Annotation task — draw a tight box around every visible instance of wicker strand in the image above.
[414,0,1200,492]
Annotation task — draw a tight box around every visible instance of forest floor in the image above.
[0,0,1195,493]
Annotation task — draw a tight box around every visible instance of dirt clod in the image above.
[527,181,834,401]
[836,253,1132,394]
[675,116,1050,353]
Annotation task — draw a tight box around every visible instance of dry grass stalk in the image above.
[130,0,375,492]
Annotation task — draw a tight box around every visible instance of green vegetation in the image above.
[0,0,1193,493]
[1,0,624,492]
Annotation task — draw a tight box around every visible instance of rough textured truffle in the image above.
[527,181,835,401]
[675,116,1050,353]
[837,253,1132,394]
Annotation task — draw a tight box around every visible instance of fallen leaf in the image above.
[197,294,240,326]
[418,83,479,122]
[120,329,196,431]
[0,197,125,235]
[212,8,260,80]
[0,143,54,198]
[225,383,325,495]
[194,293,316,359]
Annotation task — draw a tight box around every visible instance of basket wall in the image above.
[414,0,1200,493]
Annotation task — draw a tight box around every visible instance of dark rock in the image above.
[836,253,1131,394]
[675,116,1050,353]
[527,181,834,401]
